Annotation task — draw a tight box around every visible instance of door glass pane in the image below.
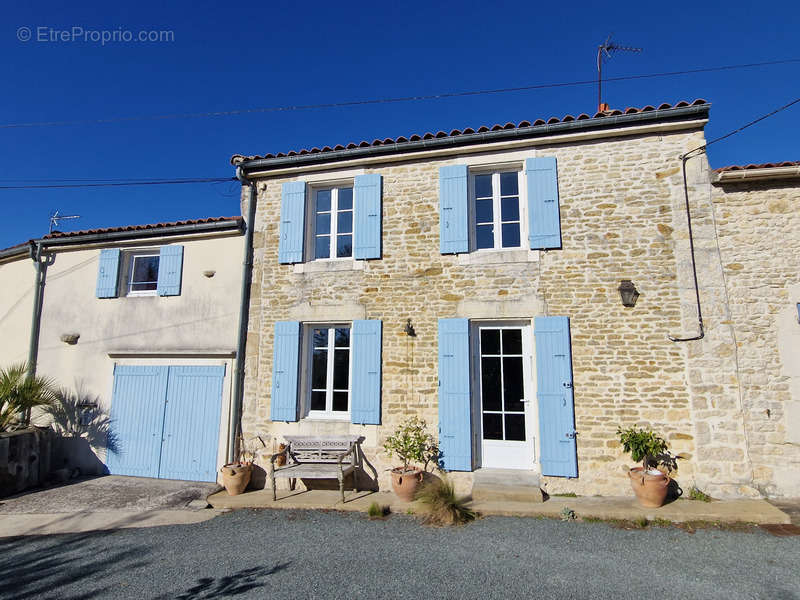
[501,197,519,221]
[503,357,524,412]
[502,329,522,354]
[483,413,503,440]
[501,223,520,248]
[480,329,500,355]
[337,211,352,234]
[500,172,518,196]
[315,236,330,259]
[475,174,492,198]
[333,349,349,389]
[315,212,331,235]
[334,328,350,347]
[505,414,526,441]
[311,349,327,390]
[316,189,331,212]
[311,391,326,411]
[481,357,501,411]
[476,198,493,223]
[338,187,353,210]
[476,225,494,249]
[332,391,349,412]
[337,235,352,258]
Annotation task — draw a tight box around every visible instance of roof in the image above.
[232,99,708,166]
[0,216,244,261]
[715,161,800,172]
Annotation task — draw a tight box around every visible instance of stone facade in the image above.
[239,120,713,497]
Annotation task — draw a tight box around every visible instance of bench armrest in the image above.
[336,443,356,465]
[270,447,289,466]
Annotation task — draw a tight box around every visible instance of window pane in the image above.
[505,414,526,441]
[476,225,494,249]
[475,174,492,198]
[481,357,501,411]
[337,235,352,258]
[315,236,330,259]
[475,198,493,224]
[311,391,326,411]
[315,212,331,235]
[501,223,520,248]
[311,349,328,390]
[483,413,502,440]
[132,256,159,283]
[501,197,519,221]
[333,349,349,389]
[338,187,353,210]
[313,328,329,347]
[316,189,331,212]
[334,328,350,347]
[332,391,349,412]
[503,357,524,412]
[337,211,352,234]
[480,329,501,355]
[500,172,518,196]
[502,329,522,354]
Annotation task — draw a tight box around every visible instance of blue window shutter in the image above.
[157,245,184,296]
[271,321,300,422]
[526,157,562,249]
[279,181,306,264]
[96,249,121,298]
[439,165,469,254]
[438,318,472,471]
[353,174,382,260]
[350,320,382,424]
[535,316,577,477]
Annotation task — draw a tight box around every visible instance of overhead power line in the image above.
[2,58,799,129]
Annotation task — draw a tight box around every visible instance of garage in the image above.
[106,365,225,483]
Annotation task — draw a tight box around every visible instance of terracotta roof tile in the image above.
[715,161,800,172]
[43,216,243,239]
[231,99,708,165]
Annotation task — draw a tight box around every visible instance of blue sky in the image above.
[2,0,798,249]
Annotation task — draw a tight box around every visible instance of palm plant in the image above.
[44,386,120,455]
[0,363,58,432]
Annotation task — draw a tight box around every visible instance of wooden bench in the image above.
[269,435,363,503]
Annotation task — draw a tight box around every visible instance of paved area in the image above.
[0,475,222,537]
[2,509,798,599]
[209,488,791,525]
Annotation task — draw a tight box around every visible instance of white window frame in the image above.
[124,250,160,297]
[469,168,526,252]
[307,184,355,262]
[302,322,352,420]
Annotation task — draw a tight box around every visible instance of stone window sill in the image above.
[293,260,365,274]
[457,249,540,265]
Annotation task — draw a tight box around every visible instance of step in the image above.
[470,468,544,504]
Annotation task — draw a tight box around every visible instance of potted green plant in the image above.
[616,426,670,507]
[383,417,437,501]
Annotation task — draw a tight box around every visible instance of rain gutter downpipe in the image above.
[228,167,258,463]
[27,240,45,378]
[668,148,705,342]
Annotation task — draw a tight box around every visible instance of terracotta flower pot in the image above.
[628,467,670,508]
[221,462,253,496]
[391,467,423,502]
[275,444,287,467]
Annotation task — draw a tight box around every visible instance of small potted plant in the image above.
[220,436,256,496]
[383,417,437,501]
[617,426,671,507]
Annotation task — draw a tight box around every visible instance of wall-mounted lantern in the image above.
[404,318,417,337]
[60,333,80,345]
[618,280,640,308]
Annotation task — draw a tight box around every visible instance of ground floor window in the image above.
[307,325,351,419]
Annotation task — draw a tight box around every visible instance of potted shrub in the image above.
[617,426,671,508]
[383,417,437,501]
[220,437,256,496]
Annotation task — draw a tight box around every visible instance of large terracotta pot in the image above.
[390,467,423,501]
[221,462,253,496]
[628,467,670,507]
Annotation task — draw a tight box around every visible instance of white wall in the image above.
[0,254,36,367]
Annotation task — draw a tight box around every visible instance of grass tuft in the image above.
[560,507,577,522]
[367,502,390,519]
[689,487,712,502]
[415,478,476,526]
[552,492,578,497]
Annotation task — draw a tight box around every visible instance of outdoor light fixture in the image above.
[404,318,417,337]
[60,333,80,345]
[618,280,640,308]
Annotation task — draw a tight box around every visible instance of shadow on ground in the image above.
[161,563,291,600]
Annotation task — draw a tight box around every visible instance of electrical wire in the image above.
[2,58,799,129]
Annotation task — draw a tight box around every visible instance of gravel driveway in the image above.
[2,509,798,599]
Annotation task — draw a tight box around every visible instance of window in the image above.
[312,186,353,259]
[307,325,351,418]
[126,251,160,296]
[472,170,523,250]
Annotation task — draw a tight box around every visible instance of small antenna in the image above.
[597,34,642,112]
[49,209,81,234]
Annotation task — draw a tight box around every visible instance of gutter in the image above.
[26,241,45,382]
[228,168,258,464]
[235,104,710,174]
[713,165,800,183]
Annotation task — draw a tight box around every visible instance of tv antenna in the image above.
[597,34,642,112]
[49,210,80,233]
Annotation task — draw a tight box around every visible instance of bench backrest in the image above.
[288,438,355,464]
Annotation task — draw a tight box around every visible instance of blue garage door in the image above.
[106,365,225,482]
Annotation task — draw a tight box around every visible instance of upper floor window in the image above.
[127,252,160,295]
[313,186,353,259]
[472,171,523,250]
[95,245,184,299]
